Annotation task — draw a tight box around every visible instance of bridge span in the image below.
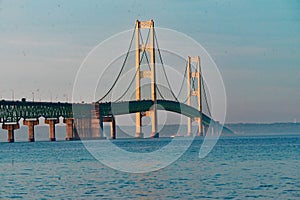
[0,99,219,142]
[0,19,225,142]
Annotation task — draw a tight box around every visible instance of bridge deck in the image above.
[99,100,212,125]
[0,99,212,125]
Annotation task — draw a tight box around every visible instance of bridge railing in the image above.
[0,100,73,123]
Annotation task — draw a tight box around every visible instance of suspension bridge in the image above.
[0,19,223,142]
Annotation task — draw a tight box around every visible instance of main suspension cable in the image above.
[154,29,179,101]
[98,29,136,102]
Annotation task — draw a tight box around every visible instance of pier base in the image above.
[23,119,39,142]
[187,117,203,137]
[204,126,208,136]
[99,118,106,140]
[101,116,116,139]
[135,132,144,139]
[187,117,192,137]
[110,117,116,139]
[151,132,159,138]
[135,113,142,138]
[2,123,20,143]
[45,118,59,141]
[63,118,74,140]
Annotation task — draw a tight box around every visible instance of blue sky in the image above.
[0,0,299,123]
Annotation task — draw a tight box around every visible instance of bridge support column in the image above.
[135,19,158,138]
[135,113,142,138]
[188,118,202,137]
[2,123,19,143]
[97,104,106,139]
[203,125,208,136]
[45,118,59,141]
[196,118,202,137]
[110,117,116,140]
[187,56,202,137]
[150,105,158,138]
[102,116,116,139]
[63,118,74,140]
[212,121,220,136]
[187,118,192,137]
[23,119,39,142]
[99,116,104,139]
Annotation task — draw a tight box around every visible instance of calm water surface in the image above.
[0,135,299,199]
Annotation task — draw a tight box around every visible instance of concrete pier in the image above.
[45,118,59,141]
[98,117,106,139]
[187,118,192,137]
[63,118,74,140]
[110,117,116,139]
[99,116,104,138]
[101,116,116,139]
[135,113,142,138]
[204,126,208,136]
[2,123,20,143]
[195,118,202,137]
[151,131,159,138]
[23,119,39,142]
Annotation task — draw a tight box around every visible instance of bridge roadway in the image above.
[99,100,212,126]
[0,99,215,142]
[0,99,212,124]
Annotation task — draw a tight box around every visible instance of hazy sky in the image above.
[0,0,299,123]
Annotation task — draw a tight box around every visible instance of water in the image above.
[0,135,299,199]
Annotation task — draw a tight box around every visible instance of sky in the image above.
[0,0,299,123]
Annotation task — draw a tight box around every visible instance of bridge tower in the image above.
[135,19,158,138]
[187,56,203,136]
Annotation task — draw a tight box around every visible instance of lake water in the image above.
[0,135,299,199]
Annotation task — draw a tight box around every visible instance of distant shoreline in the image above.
[1,123,299,142]
[225,122,300,135]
